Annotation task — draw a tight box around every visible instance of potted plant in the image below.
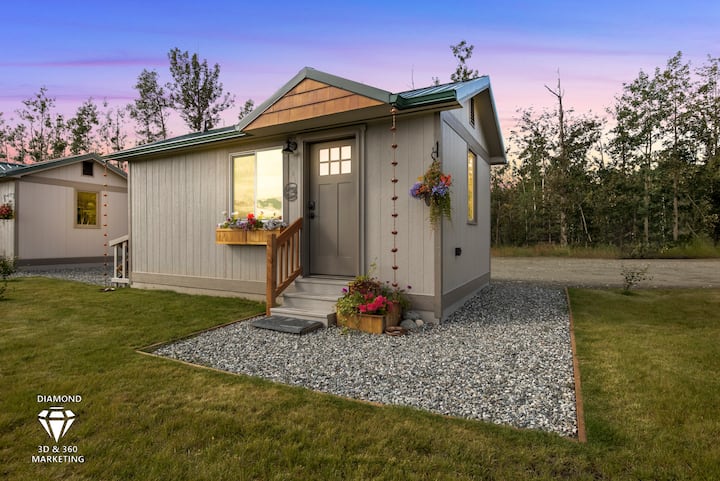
[409,158,452,229]
[336,271,410,334]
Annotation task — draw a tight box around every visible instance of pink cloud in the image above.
[0,56,165,68]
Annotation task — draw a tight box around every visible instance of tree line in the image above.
[492,52,720,250]
[0,48,252,164]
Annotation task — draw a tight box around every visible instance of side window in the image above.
[76,191,99,227]
[232,148,283,219]
[467,150,477,224]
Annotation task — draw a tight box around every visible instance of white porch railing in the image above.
[109,235,130,286]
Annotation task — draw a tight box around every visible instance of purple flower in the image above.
[409,182,424,198]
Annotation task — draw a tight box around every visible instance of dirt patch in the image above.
[491,257,720,288]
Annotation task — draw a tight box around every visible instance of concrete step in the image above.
[269,307,335,326]
[281,291,339,313]
[290,276,349,296]
[270,276,348,327]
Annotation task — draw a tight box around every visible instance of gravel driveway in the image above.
[492,257,720,288]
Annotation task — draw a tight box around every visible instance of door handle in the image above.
[309,212,316,219]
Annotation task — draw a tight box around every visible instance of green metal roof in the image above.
[392,76,491,109]
[0,161,23,173]
[0,153,126,179]
[104,125,244,161]
[104,68,504,162]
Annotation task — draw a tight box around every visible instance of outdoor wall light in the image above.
[282,140,298,153]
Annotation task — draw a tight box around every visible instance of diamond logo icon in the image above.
[38,406,76,442]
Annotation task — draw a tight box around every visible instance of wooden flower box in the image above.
[336,302,401,334]
[215,228,285,245]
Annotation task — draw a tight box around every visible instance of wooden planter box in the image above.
[215,228,284,245]
[336,302,401,334]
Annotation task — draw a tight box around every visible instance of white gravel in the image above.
[13,264,109,286]
[154,282,578,437]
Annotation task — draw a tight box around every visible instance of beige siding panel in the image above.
[15,180,127,260]
[129,145,268,292]
[440,121,490,295]
[365,114,436,296]
[448,98,489,153]
[0,182,15,257]
[30,162,127,188]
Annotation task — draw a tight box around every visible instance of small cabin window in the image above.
[82,161,94,176]
[467,150,477,224]
[76,191,99,227]
[232,148,283,219]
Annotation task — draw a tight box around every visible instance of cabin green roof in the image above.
[106,68,505,162]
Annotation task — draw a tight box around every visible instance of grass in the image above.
[1,278,719,480]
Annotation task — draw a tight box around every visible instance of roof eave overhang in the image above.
[104,130,246,161]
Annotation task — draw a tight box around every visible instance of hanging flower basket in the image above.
[409,159,452,229]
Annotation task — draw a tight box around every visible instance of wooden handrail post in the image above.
[265,218,303,317]
[266,233,277,316]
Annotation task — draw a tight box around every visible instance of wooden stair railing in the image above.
[266,217,303,315]
[109,234,130,286]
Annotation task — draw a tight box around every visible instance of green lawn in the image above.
[1,278,719,480]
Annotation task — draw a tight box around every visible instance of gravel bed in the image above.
[12,264,110,286]
[155,282,578,437]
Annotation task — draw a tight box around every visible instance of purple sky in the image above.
[2,0,718,145]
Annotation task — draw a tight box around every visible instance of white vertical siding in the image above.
[365,114,437,297]
[15,168,127,261]
[440,117,491,301]
[129,145,270,284]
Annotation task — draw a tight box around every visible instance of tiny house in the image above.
[105,68,506,323]
[0,154,128,265]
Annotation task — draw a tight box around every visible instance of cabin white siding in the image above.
[129,140,291,298]
[15,164,127,262]
[365,114,437,305]
[440,107,492,318]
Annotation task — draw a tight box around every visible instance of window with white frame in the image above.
[232,148,283,219]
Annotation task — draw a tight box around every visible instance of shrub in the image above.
[621,264,652,293]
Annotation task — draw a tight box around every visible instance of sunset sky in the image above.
[2,0,718,145]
